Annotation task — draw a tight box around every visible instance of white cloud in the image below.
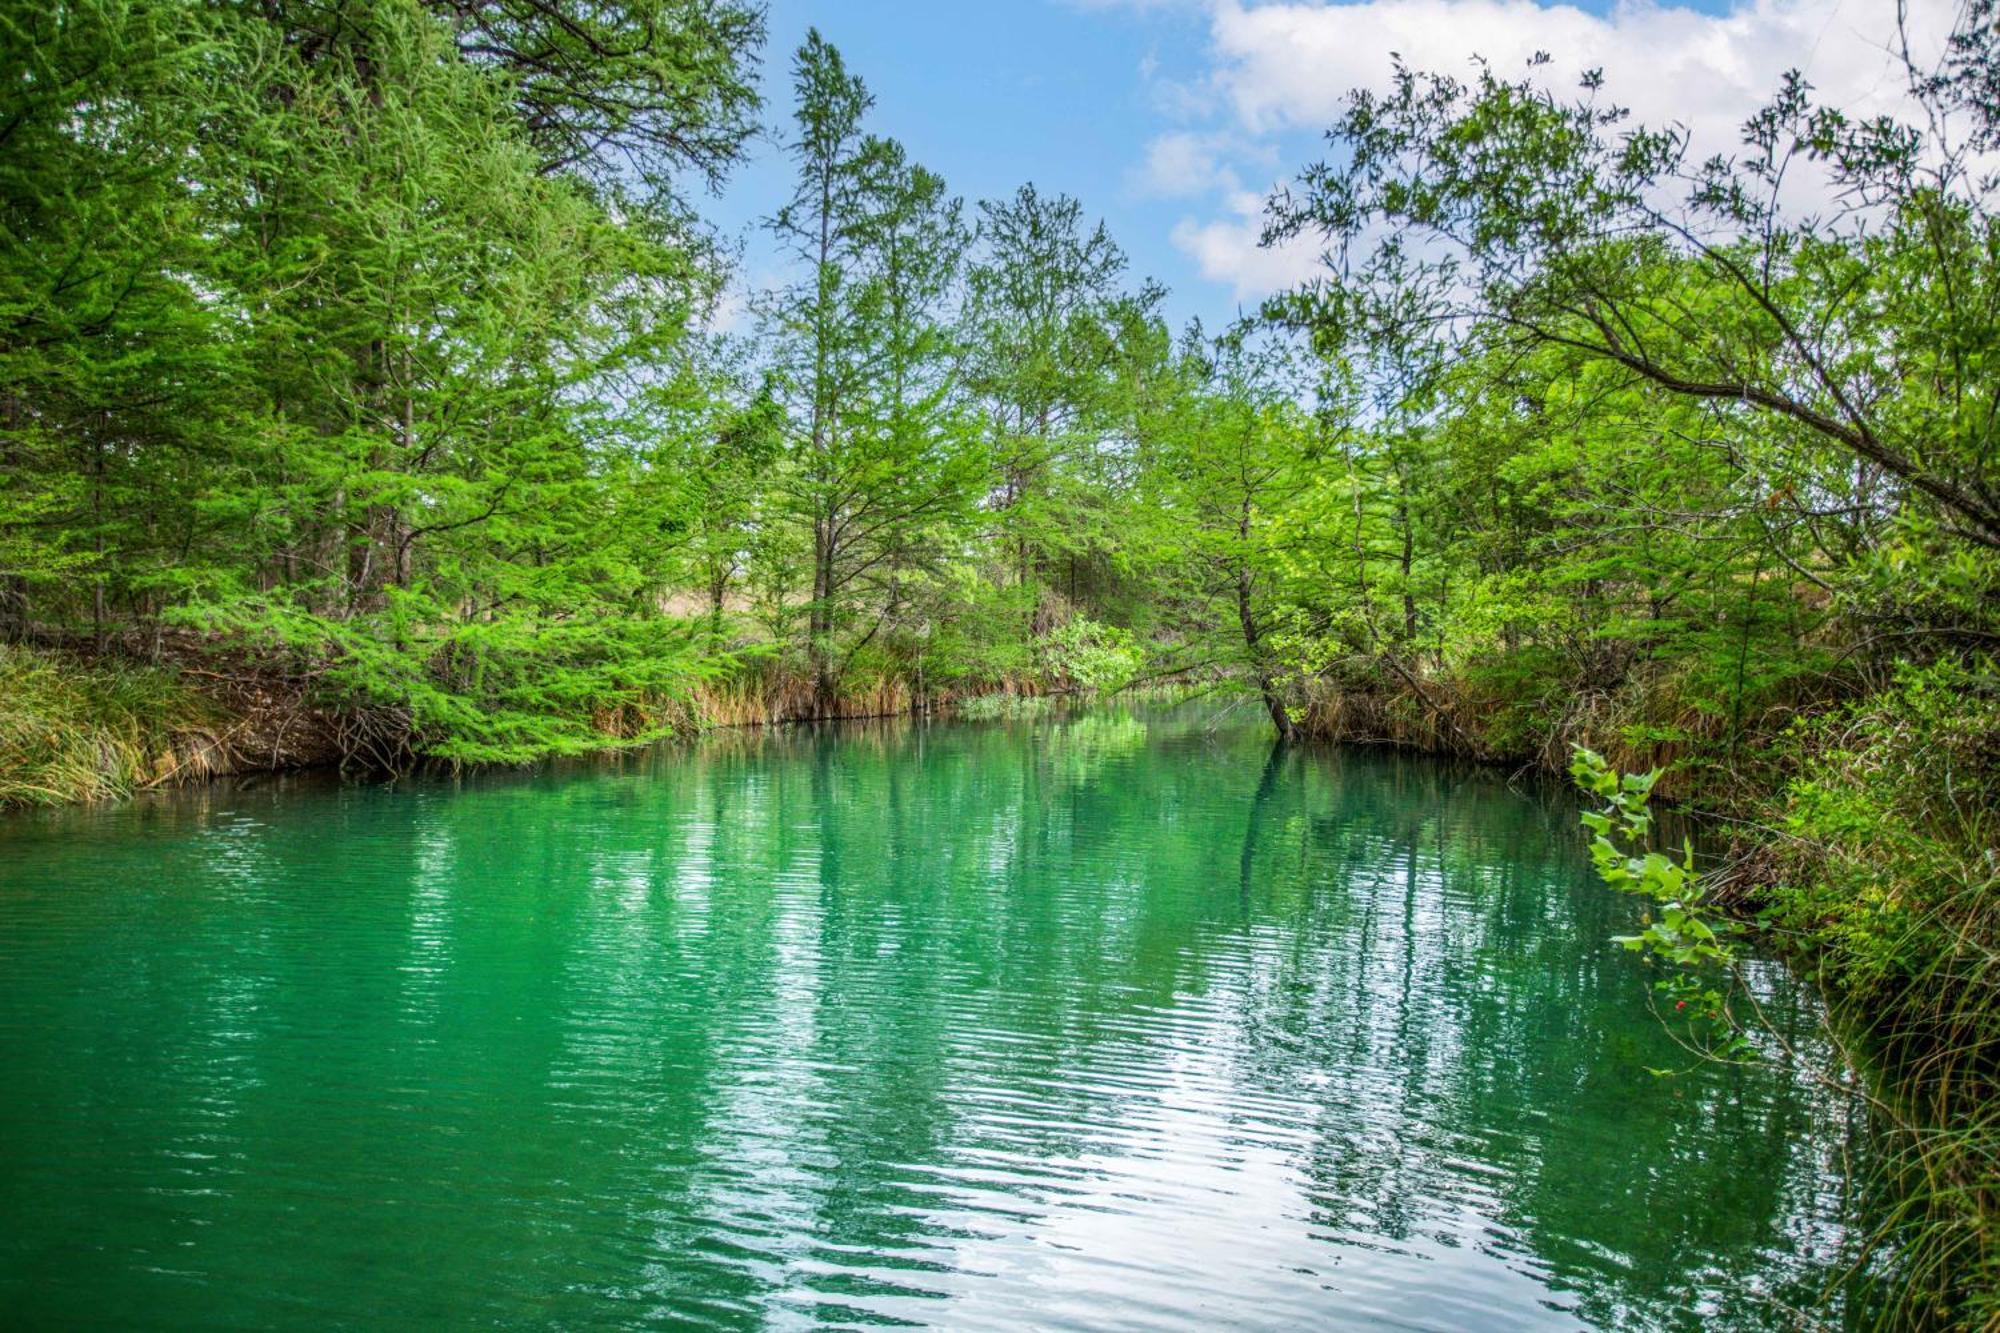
[1206,0,1927,142]
[1131,130,1275,197]
[1146,0,1960,301]
[1172,211,1325,300]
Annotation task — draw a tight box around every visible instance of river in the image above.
[0,702,1877,1328]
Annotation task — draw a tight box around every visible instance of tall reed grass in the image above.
[0,644,216,807]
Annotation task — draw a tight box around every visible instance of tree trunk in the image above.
[810,518,836,717]
[707,566,728,650]
[1235,501,1294,741]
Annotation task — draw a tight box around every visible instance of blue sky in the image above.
[705,0,1225,330]
[702,0,1932,334]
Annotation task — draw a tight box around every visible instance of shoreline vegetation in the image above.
[4,0,1997,1324]
[0,639,1089,810]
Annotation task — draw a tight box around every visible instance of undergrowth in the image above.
[0,644,213,807]
[1758,660,2000,1327]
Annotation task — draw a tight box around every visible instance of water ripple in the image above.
[0,704,1877,1329]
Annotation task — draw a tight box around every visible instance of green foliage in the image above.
[1751,660,2000,1324]
[1038,616,1143,692]
[180,593,724,766]
[0,0,764,762]
[1767,659,2000,1014]
[963,183,1151,604]
[1570,747,1752,1063]
[427,0,762,193]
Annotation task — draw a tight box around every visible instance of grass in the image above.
[692,663,1070,727]
[691,671,921,727]
[1754,663,2000,1327]
[0,643,216,807]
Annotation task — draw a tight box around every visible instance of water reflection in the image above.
[0,704,1872,1329]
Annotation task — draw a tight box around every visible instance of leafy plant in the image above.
[1570,746,1753,1065]
[1038,616,1142,693]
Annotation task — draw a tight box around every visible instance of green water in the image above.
[0,704,1873,1329]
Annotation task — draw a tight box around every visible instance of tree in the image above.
[1140,327,1321,737]
[0,0,229,644]
[762,33,978,714]
[2,0,762,759]
[963,185,1146,617]
[1265,14,2000,563]
[425,0,762,192]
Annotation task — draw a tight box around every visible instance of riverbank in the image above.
[0,642,339,808]
[1287,654,1999,1326]
[0,640,1083,810]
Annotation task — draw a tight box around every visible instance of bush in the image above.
[1037,616,1143,693]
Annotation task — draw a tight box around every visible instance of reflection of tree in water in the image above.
[615,705,1871,1328]
[3,703,1873,1328]
[1141,735,1865,1330]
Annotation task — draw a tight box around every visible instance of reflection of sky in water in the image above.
[0,704,1877,1329]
